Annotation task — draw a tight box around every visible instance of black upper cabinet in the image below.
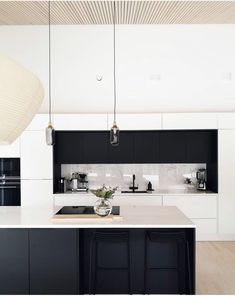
[54,130,218,165]
[83,132,109,163]
[55,132,84,164]
[30,229,77,295]
[134,132,159,163]
[0,229,29,295]
[186,131,217,163]
[108,132,134,163]
[159,131,187,163]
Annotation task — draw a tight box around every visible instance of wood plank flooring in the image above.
[197,242,235,294]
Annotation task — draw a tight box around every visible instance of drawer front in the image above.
[163,195,217,218]
[54,194,96,206]
[191,218,217,234]
[112,195,162,206]
[54,195,163,207]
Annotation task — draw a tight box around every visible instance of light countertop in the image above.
[54,189,217,197]
[0,205,195,229]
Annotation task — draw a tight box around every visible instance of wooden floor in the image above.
[197,242,235,294]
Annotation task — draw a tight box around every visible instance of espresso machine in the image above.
[70,173,88,192]
[77,173,88,192]
[196,168,207,191]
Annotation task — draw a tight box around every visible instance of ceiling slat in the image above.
[1,1,235,25]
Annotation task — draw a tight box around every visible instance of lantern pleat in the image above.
[0,54,44,144]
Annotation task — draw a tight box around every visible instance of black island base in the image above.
[0,227,195,295]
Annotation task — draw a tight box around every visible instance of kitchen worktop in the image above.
[55,189,217,196]
[0,205,195,228]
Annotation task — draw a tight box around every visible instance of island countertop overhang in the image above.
[0,205,195,229]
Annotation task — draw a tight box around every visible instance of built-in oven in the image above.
[0,158,21,206]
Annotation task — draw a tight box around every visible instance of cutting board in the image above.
[52,214,123,221]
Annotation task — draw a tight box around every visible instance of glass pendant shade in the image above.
[110,122,120,146]
[45,123,55,146]
[0,54,44,145]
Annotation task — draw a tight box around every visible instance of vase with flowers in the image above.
[90,185,118,217]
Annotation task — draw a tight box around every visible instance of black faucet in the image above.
[129,174,138,192]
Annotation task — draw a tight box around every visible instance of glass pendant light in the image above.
[45,0,55,145]
[110,1,120,146]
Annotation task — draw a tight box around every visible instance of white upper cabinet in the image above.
[21,179,53,208]
[25,114,50,131]
[53,114,108,130]
[162,113,218,129]
[217,113,235,129]
[107,114,162,130]
[0,137,20,157]
[20,131,52,180]
[218,130,235,234]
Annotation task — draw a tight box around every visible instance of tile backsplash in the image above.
[61,163,206,191]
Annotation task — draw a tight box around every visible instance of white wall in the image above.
[1,25,235,113]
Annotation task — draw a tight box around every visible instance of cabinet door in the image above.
[55,131,84,164]
[0,137,20,157]
[21,131,52,179]
[108,131,134,163]
[186,131,217,163]
[30,229,77,295]
[21,180,53,208]
[54,114,107,130]
[134,131,159,163]
[0,229,29,295]
[163,195,217,219]
[218,130,235,234]
[159,131,187,163]
[25,114,49,131]
[108,114,162,130]
[83,131,109,163]
[162,113,217,130]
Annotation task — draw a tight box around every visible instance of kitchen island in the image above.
[0,206,195,295]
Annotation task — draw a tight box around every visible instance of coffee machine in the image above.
[70,173,88,192]
[77,173,88,192]
[196,169,207,191]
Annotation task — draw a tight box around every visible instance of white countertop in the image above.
[0,206,195,229]
[55,189,217,196]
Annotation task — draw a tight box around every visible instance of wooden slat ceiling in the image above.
[1,1,235,25]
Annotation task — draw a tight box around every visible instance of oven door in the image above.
[0,181,21,206]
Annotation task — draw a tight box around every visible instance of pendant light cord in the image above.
[113,1,117,124]
[48,0,52,124]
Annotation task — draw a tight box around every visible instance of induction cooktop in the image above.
[55,206,120,216]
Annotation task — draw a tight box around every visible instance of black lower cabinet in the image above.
[0,228,195,295]
[0,229,29,295]
[29,229,78,295]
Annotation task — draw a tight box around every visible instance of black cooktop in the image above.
[55,206,120,216]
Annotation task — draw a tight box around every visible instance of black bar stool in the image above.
[144,231,192,295]
[88,231,131,294]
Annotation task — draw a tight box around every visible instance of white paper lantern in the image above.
[0,54,44,145]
